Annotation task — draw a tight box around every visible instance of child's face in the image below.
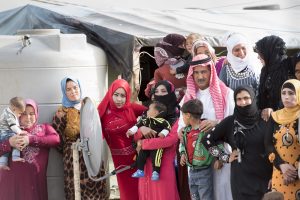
[196,46,211,57]
[182,112,190,125]
[12,107,25,118]
[185,38,194,54]
[147,104,159,118]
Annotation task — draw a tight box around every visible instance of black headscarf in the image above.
[292,51,300,76]
[255,35,292,110]
[233,85,259,128]
[153,80,179,125]
[233,86,259,154]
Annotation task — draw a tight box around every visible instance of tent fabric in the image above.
[0,4,299,80]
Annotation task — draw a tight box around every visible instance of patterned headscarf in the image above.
[60,77,82,108]
[192,40,215,58]
[184,54,229,120]
[154,33,186,67]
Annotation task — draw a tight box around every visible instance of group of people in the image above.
[0,31,299,200]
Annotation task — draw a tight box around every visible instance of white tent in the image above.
[0,0,299,80]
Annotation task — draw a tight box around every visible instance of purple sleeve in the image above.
[215,57,226,76]
[28,124,60,148]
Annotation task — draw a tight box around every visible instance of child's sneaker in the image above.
[132,169,145,178]
[151,171,160,181]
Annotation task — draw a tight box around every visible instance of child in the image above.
[170,33,202,76]
[179,99,214,199]
[0,97,27,170]
[126,101,171,181]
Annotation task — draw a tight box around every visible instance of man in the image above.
[179,54,234,200]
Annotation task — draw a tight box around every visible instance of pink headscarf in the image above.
[185,54,229,120]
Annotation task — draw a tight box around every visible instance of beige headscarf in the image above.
[271,79,300,124]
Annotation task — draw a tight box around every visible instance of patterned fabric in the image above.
[185,54,229,120]
[0,107,21,133]
[52,107,109,200]
[219,64,258,94]
[270,121,300,200]
[154,33,185,67]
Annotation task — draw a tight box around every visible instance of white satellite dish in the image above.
[80,97,104,178]
[71,97,134,199]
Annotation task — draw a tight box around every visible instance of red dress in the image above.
[98,79,147,200]
[0,124,60,200]
[135,120,180,200]
[101,103,146,200]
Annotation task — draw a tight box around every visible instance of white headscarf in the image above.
[226,33,262,77]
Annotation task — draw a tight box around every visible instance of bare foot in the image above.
[12,158,25,162]
[0,165,10,170]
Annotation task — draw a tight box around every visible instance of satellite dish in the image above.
[80,97,106,179]
[80,97,133,181]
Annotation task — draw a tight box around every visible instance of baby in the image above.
[126,101,170,181]
[0,97,27,170]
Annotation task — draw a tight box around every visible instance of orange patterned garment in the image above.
[271,121,300,200]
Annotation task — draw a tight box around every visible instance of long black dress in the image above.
[202,116,272,200]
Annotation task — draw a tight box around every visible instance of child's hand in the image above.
[136,140,142,153]
[158,133,165,138]
[213,160,223,170]
[180,154,186,166]
[126,130,133,138]
[19,130,28,135]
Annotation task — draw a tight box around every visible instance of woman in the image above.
[220,33,261,93]
[202,86,272,200]
[52,77,108,200]
[153,80,179,125]
[0,99,60,200]
[293,51,300,80]
[154,33,187,89]
[98,79,147,200]
[265,79,300,200]
[134,80,180,200]
[255,35,292,121]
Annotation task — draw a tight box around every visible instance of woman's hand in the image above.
[140,126,157,139]
[228,150,239,163]
[261,108,273,121]
[200,120,218,133]
[8,135,29,151]
[170,68,176,75]
[279,163,298,185]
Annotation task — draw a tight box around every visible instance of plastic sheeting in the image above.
[0,3,299,80]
